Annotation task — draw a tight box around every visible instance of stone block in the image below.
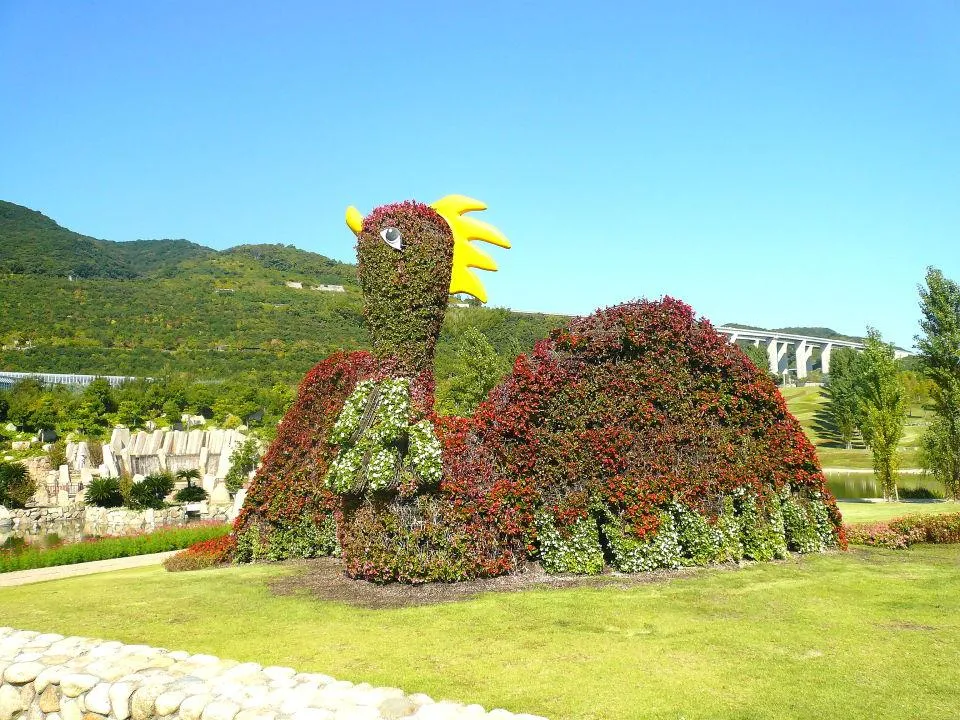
[39,685,61,712]
[209,484,231,506]
[108,682,135,720]
[0,684,24,720]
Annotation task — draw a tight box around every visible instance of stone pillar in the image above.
[821,343,833,374]
[767,338,789,374]
[796,340,812,379]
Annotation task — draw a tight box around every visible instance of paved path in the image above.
[0,551,177,587]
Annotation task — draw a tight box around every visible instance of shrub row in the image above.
[844,512,960,548]
[0,523,230,573]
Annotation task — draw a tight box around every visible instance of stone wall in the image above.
[82,507,187,537]
[0,629,546,720]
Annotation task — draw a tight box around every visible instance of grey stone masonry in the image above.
[0,629,547,720]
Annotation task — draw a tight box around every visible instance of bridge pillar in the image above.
[766,338,789,374]
[796,340,813,379]
[821,343,833,374]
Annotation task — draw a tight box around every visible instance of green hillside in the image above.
[0,200,563,380]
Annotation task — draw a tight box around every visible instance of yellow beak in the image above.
[345,206,364,234]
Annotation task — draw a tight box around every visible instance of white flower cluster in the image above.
[325,377,442,495]
[602,511,683,572]
[329,380,376,444]
[408,419,443,485]
[536,512,604,575]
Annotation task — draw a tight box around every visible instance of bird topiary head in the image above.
[345,195,510,376]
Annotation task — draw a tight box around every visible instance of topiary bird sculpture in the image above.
[228,194,845,584]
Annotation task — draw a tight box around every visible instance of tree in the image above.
[741,343,770,372]
[857,328,908,501]
[916,267,960,500]
[824,347,863,449]
[176,468,202,487]
[435,326,510,416]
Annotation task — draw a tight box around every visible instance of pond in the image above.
[826,472,944,499]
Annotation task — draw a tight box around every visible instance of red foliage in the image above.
[233,351,377,538]
[164,534,235,572]
[231,297,845,581]
[464,297,844,548]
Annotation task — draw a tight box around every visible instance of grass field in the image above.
[780,385,927,470]
[1,547,958,720]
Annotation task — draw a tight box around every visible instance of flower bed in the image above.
[0,522,230,573]
[844,512,960,548]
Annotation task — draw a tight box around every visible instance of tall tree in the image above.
[824,347,862,449]
[436,326,510,416]
[916,267,960,500]
[857,328,908,501]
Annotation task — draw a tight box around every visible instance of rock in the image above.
[0,684,24,720]
[60,698,82,720]
[84,684,111,715]
[154,690,186,715]
[290,710,334,720]
[200,700,240,720]
[131,685,165,720]
[333,708,380,720]
[4,660,46,683]
[19,683,36,709]
[229,489,247,521]
[378,697,419,719]
[0,506,11,529]
[261,667,296,682]
[82,713,108,720]
[178,694,213,720]
[209,483,231,506]
[39,685,61,712]
[61,673,100,697]
[108,682,136,720]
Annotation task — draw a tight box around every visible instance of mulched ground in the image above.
[267,556,726,609]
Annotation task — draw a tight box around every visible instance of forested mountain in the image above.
[0,200,563,381]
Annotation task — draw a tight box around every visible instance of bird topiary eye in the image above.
[380,227,402,251]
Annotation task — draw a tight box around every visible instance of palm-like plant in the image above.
[176,468,202,488]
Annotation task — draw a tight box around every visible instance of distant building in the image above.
[312,284,345,293]
[285,281,304,289]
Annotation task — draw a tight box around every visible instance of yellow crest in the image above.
[430,195,511,304]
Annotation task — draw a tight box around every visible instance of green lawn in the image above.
[1,548,958,719]
[837,499,959,524]
[781,386,926,469]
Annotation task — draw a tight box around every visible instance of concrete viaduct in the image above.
[0,371,146,391]
[716,327,911,379]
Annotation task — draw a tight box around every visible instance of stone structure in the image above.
[0,372,145,391]
[0,629,546,720]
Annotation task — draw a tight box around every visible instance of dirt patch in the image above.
[267,557,717,609]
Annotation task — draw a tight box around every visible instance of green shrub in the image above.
[0,523,230,573]
[174,485,208,503]
[47,440,67,470]
[781,495,827,553]
[536,512,604,575]
[0,461,35,508]
[84,477,124,508]
[898,486,944,500]
[126,472,174,510]
[738,494,788,562]
[224,438,260,494]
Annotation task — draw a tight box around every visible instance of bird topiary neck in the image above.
[355,201,453,378]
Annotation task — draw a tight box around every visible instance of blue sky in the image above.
[1,1,957,349]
